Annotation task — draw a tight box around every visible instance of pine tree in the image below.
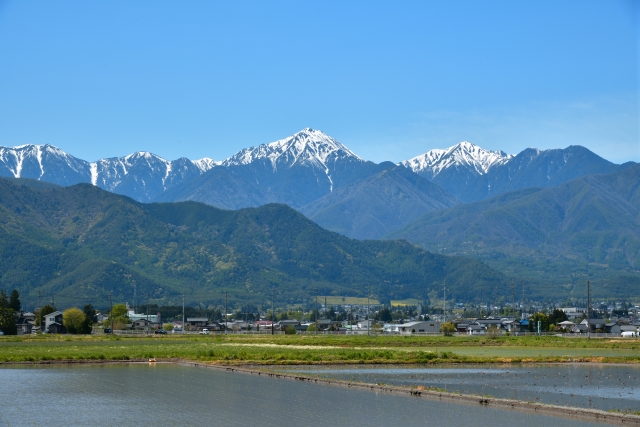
[0,290,7,309]
[9,290,20,312]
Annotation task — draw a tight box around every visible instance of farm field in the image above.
[1,334,639,365]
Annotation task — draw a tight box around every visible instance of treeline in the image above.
[0,289,21,335]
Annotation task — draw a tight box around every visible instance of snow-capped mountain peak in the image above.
[222,128,364,192]
[223,128,362,169]
[0,144,88,180]
[401,141,513,178]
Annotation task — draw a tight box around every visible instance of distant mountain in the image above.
[0,144,217,202]
[90,152,218,202]
[155,166,272,209]
[2,133,634,239]
[401,142,628,202]
[387,165,640,298]
[160,128,381,209]
[0,177,506,308]
[401,141,513,180]
[300,163,460,239]
[0,144,91,186]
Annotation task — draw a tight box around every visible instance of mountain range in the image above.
[0,144,217,202]
[388,164,640,298]
[0,177,505,309]
[1,128,631,239]
[1,129,637,303]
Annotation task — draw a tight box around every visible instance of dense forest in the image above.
[0,178,506,310]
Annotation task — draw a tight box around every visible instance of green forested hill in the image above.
[387,165,640,299]
[0,178,506,310]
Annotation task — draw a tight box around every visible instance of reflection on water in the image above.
[0,364,620,426]
[283,364,640,412]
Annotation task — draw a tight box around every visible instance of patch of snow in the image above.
[401,141,514,178]
[13,149,25,178]
[193,158,219,172]
[90,163,98,186]
[162,161,172,188]
[35,146,45,179]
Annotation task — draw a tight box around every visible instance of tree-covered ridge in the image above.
[387,165,640,298]
[0,178,506,310]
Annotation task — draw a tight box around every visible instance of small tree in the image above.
[377,307,392,322]
[0,290,7,309]
[36,304,56,327]
[108,303,129,328]
[163,323,174,331]
[440,322,456,336]
[8,290,20,312]
[63,308,87,334]
[83,304,97,323]
[285,325,296,335]
[486,325,501,338]
[306,323,317,332]
[548,309,568,326]
[528,312,550,333]
[0,306,17,335]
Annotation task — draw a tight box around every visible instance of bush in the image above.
[486,325,501,338]
[63,308,87,334]
[285,325,296,335]
[440,322,456,336]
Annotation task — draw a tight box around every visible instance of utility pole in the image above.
[109,292,114,332]
[521,282,525,319]
[225,291,228,335]
[146,293,149,335]
[271,288,275,335]
[182,293,185,335]
[367,287,370,336]
[511,281,515,318]
[324,296,327,320]
[36,290,42,327]
[443,281,446,323]
[314,288,318,336]
[587,280,591,340]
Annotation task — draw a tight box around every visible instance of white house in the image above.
[397,321,441,334]
[43,311,65,333]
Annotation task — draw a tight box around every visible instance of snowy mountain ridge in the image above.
[222,128,363,192]
[1,131,621,207]
[400,141,513,179]
[223,128,362,169]
[0,144,218,201]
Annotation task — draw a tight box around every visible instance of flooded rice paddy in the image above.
[281,364,640,412]
[0,363,623,426]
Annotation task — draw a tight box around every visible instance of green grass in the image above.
[1,334,639,365]
[319,296,380,305]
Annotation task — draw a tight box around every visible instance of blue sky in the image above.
[0,1,637,163]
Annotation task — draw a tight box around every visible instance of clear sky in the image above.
[0,1,637,164]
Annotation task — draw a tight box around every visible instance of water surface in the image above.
[0,364,623,426]
[282,364,640,412]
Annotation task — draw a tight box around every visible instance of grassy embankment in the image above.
[1,334,639,365]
